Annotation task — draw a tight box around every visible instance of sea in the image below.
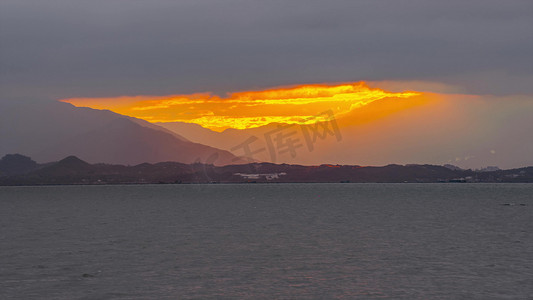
[0,183,532,299]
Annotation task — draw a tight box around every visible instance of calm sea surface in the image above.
[0,183,532,299]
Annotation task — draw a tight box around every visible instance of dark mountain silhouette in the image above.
[1,100,184,158]
[39,118,244,165]
[1,155,531,185]
[0,100,243,165]
[36,155,93,177]
[0,154,38,176]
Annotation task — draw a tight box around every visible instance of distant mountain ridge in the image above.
[38,117,242,165]
[0,100,244,165]
[156,95,533,169]
[1,154,532,185]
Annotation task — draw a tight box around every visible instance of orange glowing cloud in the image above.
[62,82,421,131]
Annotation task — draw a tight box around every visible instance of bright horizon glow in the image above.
[61,82,421,131]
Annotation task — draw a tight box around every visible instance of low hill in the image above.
[1,155,531,185]
[0,154,38,176]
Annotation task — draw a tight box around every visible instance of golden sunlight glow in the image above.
[62,82,421,131]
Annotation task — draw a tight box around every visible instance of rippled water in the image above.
[1,183,532,299]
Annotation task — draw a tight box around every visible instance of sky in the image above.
[1,0,532,101]
[62,82,420,131]
[1,0,532,168]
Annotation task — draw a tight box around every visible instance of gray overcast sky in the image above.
[1,0,532,100]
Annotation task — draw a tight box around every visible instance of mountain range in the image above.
[156,94,533,169]
[1,94,532,170]
[0,100,243,166]
[1,154,532,185]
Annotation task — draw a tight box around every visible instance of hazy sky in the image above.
[1,0,532,101]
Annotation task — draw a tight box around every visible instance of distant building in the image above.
[477,166,500,172]
[234,172,287,180]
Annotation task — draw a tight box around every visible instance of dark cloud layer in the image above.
[1,0,532,100]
